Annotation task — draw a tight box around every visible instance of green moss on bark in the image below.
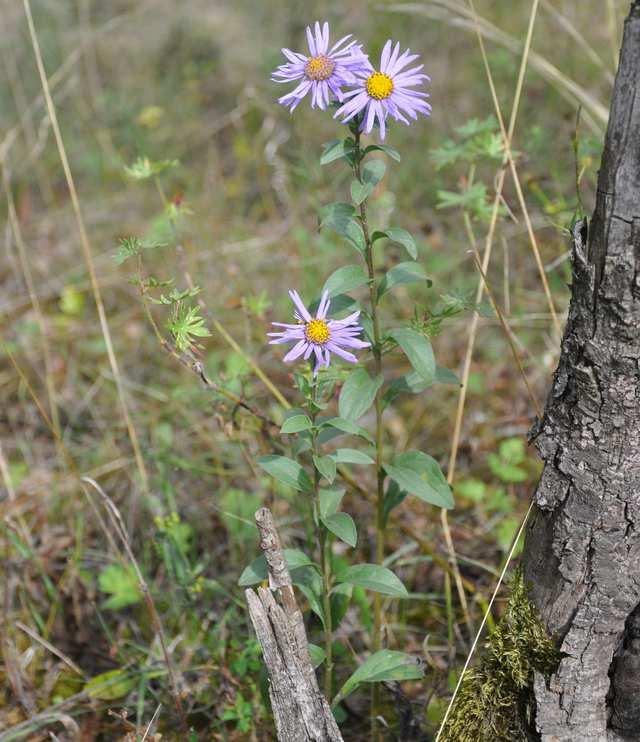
[439,570,560,742]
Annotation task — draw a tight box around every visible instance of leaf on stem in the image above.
[332,650,424,706]
[383,451,453,508]
[257,455,314,492]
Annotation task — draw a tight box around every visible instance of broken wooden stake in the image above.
[245,507,343,742]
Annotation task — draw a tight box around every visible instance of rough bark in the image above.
[522,3,640,740]
[245,508,343,742]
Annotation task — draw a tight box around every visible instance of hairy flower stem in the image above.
[310,382,334,700]
[353,127,385,738]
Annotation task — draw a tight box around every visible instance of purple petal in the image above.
[284,339,309,362]
[380,40,393,73]
[288,289,311,322]
[306,25,316,56]
[317,290,331,319]
[326,342,358,363]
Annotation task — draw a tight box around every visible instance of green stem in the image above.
[310,381,333,700]
[353,128,385,738]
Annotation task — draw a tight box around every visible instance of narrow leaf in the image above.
[313,454,337,484]
[390,328,435,383]
[323,265,368,298]
[238,548,314,586]
[351,179,374,205]
[280,414,313,434]
[322,512,357,548]
[333,650,424,706]
[319,487,346,518]
[363,144,401,162]
[339,368,383,421]
[336,564,408,597]
[330,448,375,465]
[378,262,431,299]
[257,455,313,492]
[383,451,453,508]
[320,138,355,165]
[372,227,418,260]
[362,159,386,187]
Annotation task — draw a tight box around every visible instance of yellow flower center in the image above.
[305,318,331,344]
[305,55,335,81]
[366,71,394,100]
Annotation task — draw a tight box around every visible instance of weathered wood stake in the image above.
[245,508,343,742]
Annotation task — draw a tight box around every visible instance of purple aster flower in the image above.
[335,40,431,139]
[268,289,370,374]
[271,21,369,112]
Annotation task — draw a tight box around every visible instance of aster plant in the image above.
[257,21,454,737]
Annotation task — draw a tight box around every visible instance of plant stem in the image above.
[310,381,334,700]
[353,128,385,738]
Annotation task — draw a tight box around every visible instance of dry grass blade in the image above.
[434,501,535,741]
[470,251,542,417]
[21,0,150,496]
[436,0,544,651]
[81,477,187,732]
[14,621,84,677]
[468,0,563,338]
[2,163,62,457]
[384,0,608,133]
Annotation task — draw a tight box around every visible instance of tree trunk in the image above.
[522,3,640,740]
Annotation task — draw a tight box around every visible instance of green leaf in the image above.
[372,227,418,260]
[339,368,383,421]
[98,564,142,610]
[320,138,355,165]
[363,144,401,162]
[319,487,346,518]
[351,179,374,205]
[331,583,352,630]
[167,304,211,353]
[436,366,460,385]
[384,451,453,508]
[499,438,526,465]
[124,156,178,180]
[257,455,313,492]
[86,669,135,700]
[313,454,337,484]
[390,328,435,383]
[319,202,365,253]
[488,453,528,483]
[319,416,374,444]
[378,262,431,299]
[383,371,431,409]
[321,512,357,548]
[332,650,424,706]
[336,564,408,597]
[308,643,326,668]
[330,448,375,465]
[323,265,368,298]
[280,415,313,434]
[238,548,314,586]
[362,159,386,187]
[383,479,407,525]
